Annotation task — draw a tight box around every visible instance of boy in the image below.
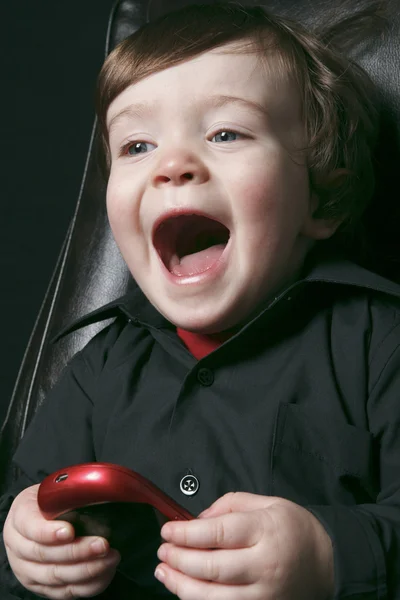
[2,2,400,599]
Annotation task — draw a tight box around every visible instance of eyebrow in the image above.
[107,94,269,134]
[108,102,154,134]
[204,94,269,116]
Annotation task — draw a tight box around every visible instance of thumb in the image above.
[199,492,286,518]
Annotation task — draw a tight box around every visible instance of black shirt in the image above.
[1,254,400,599]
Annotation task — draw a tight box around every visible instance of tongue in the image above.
[171,244,225,277]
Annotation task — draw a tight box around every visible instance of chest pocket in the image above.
[270,402,377,506]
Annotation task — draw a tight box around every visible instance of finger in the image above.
[12,487,75,545]
[199,492,285,518]
[155,563,250,600]
[158,543,255,584]
[14,516,75,546]
[18,549,121,588]
[29,573,116,600]
[161,511,266,549]
[11,528,111,564]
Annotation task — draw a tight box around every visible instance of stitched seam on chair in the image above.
[105,0,122,58]
[1,229,71,440]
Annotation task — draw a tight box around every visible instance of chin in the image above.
[157,300,247,335]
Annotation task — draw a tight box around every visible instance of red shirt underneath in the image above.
[176,328,233,359]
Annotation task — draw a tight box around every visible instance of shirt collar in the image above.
[52,254,400,343]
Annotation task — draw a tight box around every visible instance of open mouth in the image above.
[153,213,230,277]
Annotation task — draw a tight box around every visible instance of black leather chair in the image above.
[1,0,399,495]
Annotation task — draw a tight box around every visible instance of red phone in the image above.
[38,462,194,522]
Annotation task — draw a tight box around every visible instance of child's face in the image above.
[106,43,332,333]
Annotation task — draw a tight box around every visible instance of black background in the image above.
[1,1,114,424]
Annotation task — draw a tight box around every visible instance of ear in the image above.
[301,192,343,240]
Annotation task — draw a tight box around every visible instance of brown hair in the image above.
[96,2,380,231]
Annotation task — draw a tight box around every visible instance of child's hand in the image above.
[156,492,334,600]
[3,484,121,599]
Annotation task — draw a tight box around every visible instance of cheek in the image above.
[231,165,283,229]
[106,173,125,223]
[232,154,310,227]
[106,174,142,236]
[106,191,124,230]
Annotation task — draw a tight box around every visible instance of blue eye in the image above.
[126,141,156,156]
[212,131,238,143]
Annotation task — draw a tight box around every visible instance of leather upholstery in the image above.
[0,0,399,493]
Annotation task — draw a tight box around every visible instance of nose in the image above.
[151,149,209,187]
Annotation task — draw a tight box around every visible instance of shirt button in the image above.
[197,367,214,386]
[180,474,200,496]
